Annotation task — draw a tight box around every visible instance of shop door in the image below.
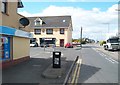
[0,37,10,60]
[60,39,64,47]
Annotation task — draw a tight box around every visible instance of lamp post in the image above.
[80,27,82,48]
[116,7,120,37]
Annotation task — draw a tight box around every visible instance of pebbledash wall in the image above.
[26,16,73,47]
[0,1,31,68]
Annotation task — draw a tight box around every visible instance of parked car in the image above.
[65,43,73,48]
[30,42,38,47]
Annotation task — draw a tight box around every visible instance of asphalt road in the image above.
[77,44,119,84]
[29,45,119,84]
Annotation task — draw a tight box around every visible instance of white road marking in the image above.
[109,57,119,64]
[92,48,100,53]
[92,47,119,64]
[99,53,104,57]
[105,57,119,64]
[99,53,106,57]
[105,57,115,64]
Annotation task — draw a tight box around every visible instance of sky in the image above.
[18,1,119,41]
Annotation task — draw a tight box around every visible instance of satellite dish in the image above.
[19,18,30,27]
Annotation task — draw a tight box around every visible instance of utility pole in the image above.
[80,27,82,48]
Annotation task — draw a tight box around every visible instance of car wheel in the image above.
[105,46,108,50]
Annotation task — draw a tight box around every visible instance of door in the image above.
[60,39,64,47]
[0,37,10,60]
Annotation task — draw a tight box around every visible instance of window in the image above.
[46,29,53,34]
[34,18,42,26]
[60,29,64,34]
[34,29,41,34]
[1,0,7,14]
[35,20,40,26]
[30,38,36,44]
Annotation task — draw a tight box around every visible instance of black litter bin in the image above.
[53,51,61,68]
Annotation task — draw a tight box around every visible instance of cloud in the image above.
[18,4,118,40]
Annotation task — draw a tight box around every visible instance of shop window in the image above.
[46,29,53,34]
[60,29,64,34]
[1,0,7,14]
[34,29,41,34]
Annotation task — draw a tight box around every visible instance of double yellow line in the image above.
[71,58,82,85]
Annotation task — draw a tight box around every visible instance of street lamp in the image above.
[116,6,120,37]
[80,27,82,47]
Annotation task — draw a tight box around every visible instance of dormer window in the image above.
[34,18,42,26]
[35,20,41,26]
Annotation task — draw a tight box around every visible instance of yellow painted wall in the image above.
[1,2,18,28]
[30,28,71,46]
[0,1,23,29]
[13,37,30,60]
[0,1,30,60]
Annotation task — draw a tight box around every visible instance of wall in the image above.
[31,28,68,46]
[0,1,30,60]
[0,2,24,29]
[13,37,30,60]
[1,2,19,28]
[67,26,72,43]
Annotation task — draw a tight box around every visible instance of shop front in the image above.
[39,38,56,46]
[0,26,31,68]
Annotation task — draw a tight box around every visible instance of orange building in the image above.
[0,0,31,68]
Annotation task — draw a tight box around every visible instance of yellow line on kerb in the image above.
[71,58,82,85]
[75,59,82,85]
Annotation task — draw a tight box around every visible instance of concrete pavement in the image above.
[2,47,76,85]
[42,58,67,79]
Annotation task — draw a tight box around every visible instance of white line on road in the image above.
[99,53,106,57]
[92,47,119,64]
[105,57,119,64]
[109,57,119,64]
[92,48,101,53]
[105,57,115,64]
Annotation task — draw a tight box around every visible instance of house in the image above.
[26,16,73,47]
[0,0,31,68]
